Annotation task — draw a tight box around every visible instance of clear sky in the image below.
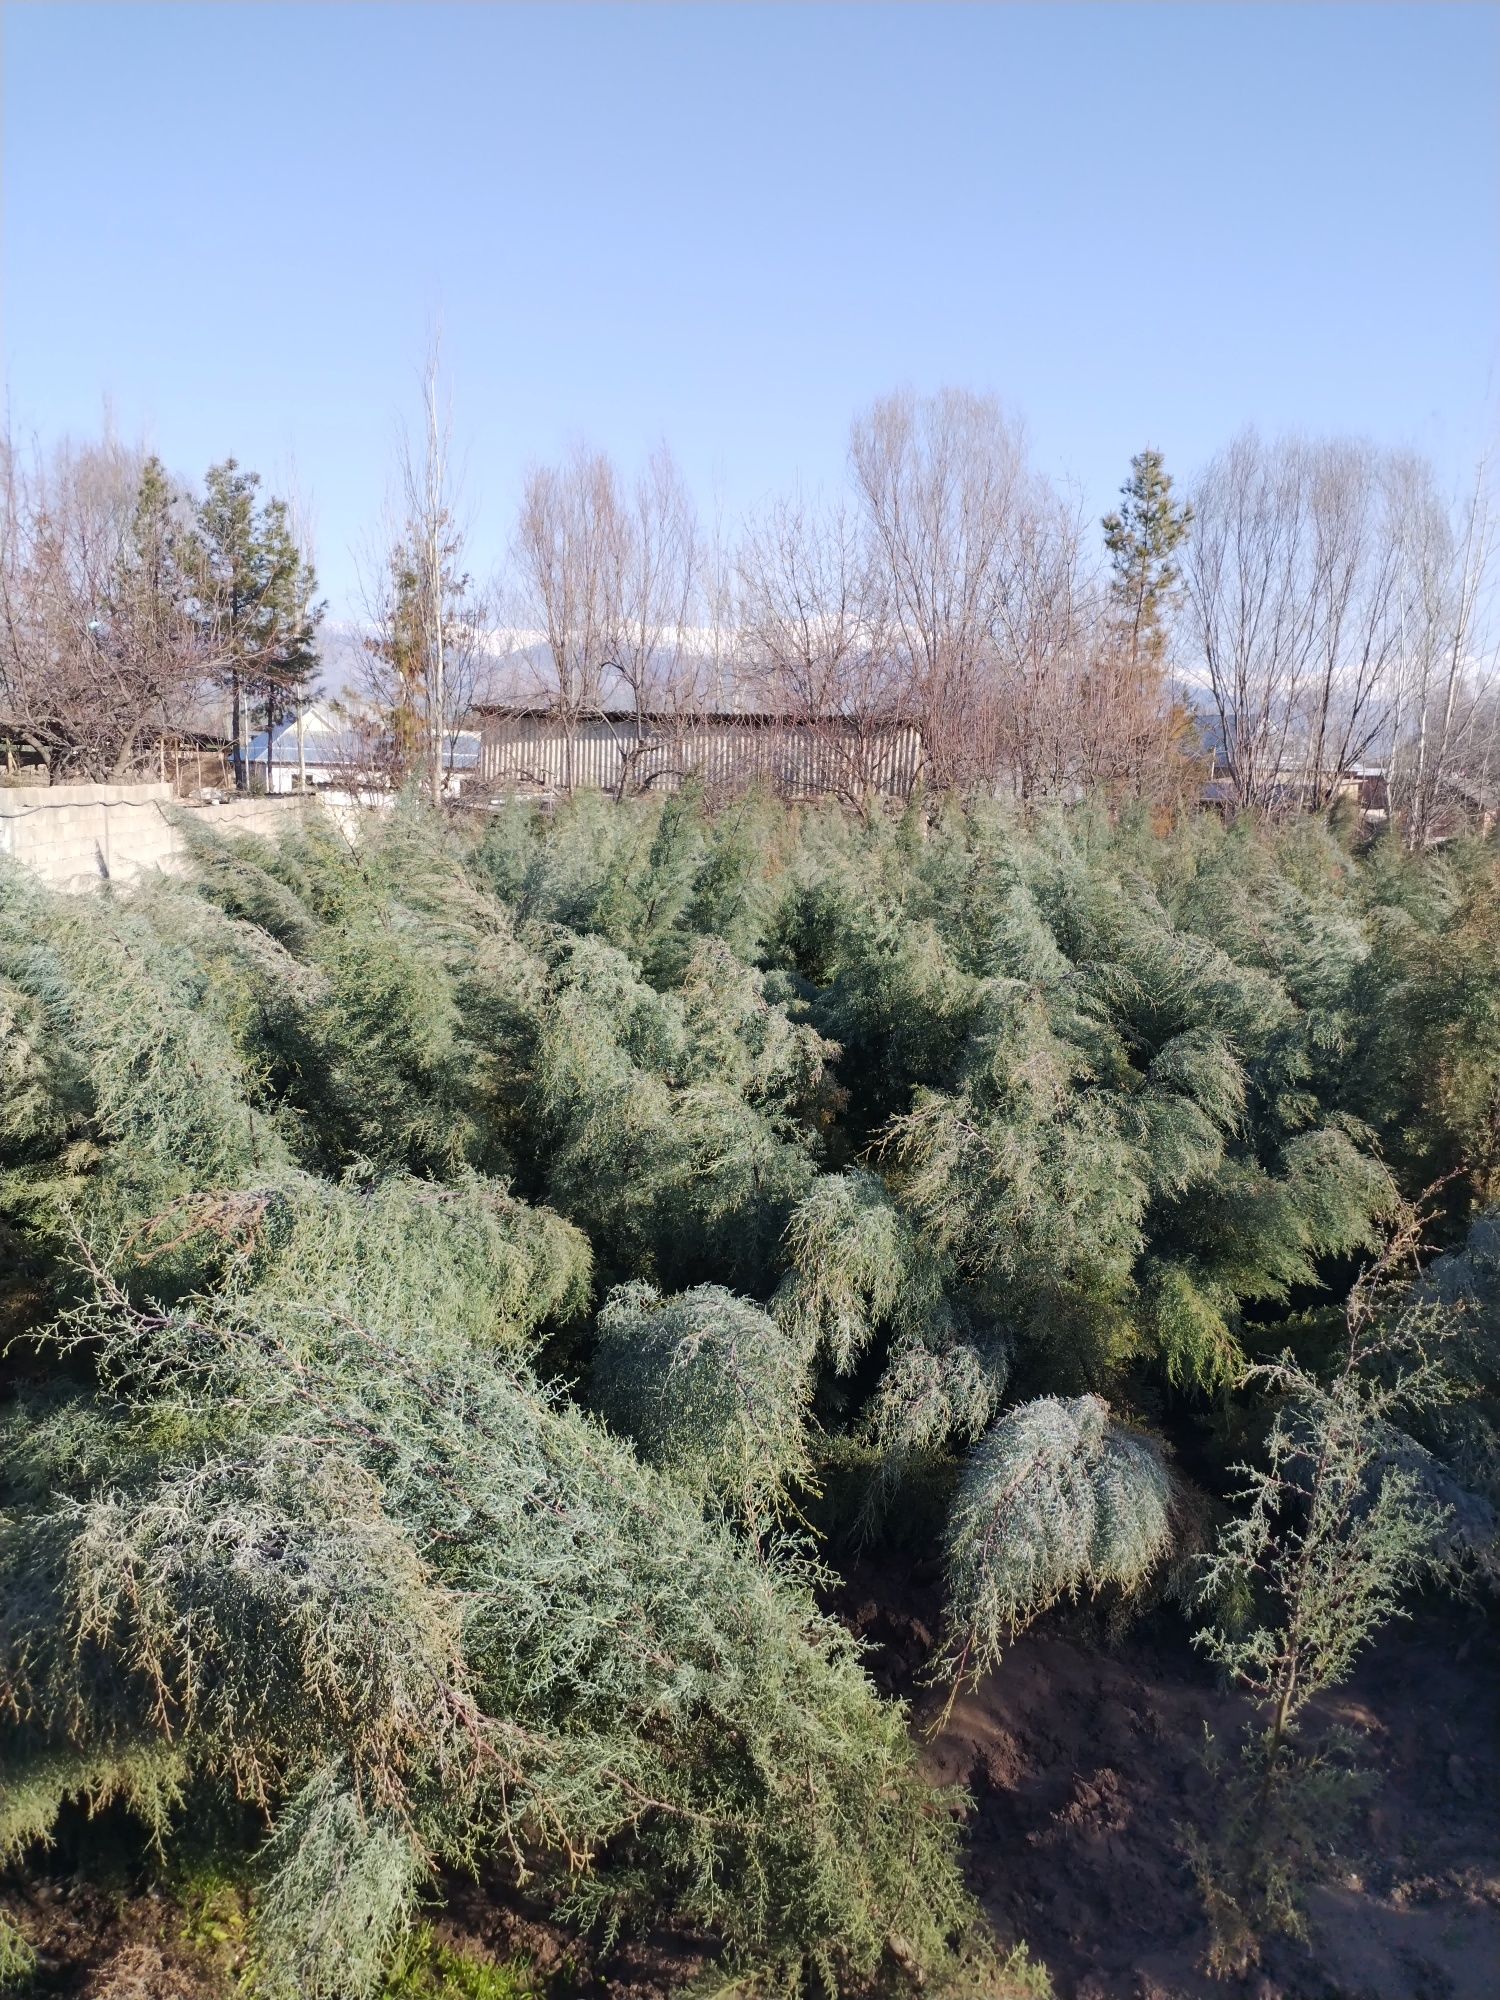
[4,2,1497,619]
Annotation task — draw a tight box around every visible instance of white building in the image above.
[247,705,481,798]
[246,704,375,795]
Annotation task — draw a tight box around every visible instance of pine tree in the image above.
[197,460,323,790]
[1102,448,1193,680]
[108,455,205,762]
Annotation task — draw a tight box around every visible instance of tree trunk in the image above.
[231,667,246,793]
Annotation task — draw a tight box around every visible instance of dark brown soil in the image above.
[0,1874,237,2000]
[5,1578,1496,1999]
[840,1561,1500,2000]
[0,1869,707,2000]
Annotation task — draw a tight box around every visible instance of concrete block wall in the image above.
[0,782,339,892]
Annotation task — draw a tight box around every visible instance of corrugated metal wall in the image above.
[478,716,924,799]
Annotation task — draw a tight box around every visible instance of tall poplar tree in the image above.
[366,512,470,790]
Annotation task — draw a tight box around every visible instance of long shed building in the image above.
[474,705,924,801]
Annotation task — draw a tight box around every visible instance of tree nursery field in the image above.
[1,790,1497,2000]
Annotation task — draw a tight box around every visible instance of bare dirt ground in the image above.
[5,1575,1495,2000]
[0,1869,707,2000]
[841,1560,1500,2000]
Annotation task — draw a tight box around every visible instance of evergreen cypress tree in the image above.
[197,460,323,790]
[937,1395,1175,1684]
[591,1280,813,1535]
[4,783,1494,1993]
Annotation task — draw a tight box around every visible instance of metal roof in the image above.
[473,702,917,729]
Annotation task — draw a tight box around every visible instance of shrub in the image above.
[2,1252,974,1997]
[591,1280,813,1534]
[1186,1223,1451,1972]
[4,788,1493,1994]
[938,1394,1175,1686]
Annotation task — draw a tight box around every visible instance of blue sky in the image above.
[4,2,1497,619]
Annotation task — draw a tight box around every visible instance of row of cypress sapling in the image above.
[1,786,1497,1989]
[0,815,999,1998]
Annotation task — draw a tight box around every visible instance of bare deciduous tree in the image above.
[511,445,627,793]
[609,446,702,795]
[1299,440,1412,808]
[990,484,1101,803]
[1183,430,1321,811]
[737,490,903,806]
[1185,431,1497,825]
[850,388,1028,790]
[1388,454,1497,844]
[0,427,209,780]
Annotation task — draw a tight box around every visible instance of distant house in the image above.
[160,727,235,796]
[247,704,377,795]
[442,729,483,789]
[1439,772,1499,839]
[474,703,924,802]
[2,713,233,792]
[247,706,482,798]
[1198,753,1390,819]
